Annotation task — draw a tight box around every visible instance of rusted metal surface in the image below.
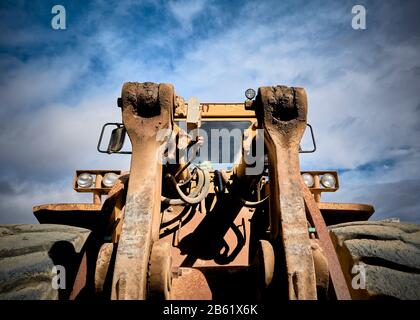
[161,198,253,268]
[69,252,88,300]
[101,174,129,243]
[33,203,102,212]
[148,241,173,300]
[256,85,317,300]
[111,82,174,300]
[95,243,114,294]
[318,202,374,212]
[174,102,256,119]
[33,203,103,229]
[310,239,329,294]
[171,267,212,300]
[313,172,322,202]
[318,202,374,225]
[255,240,275,288]
[301,183,352,300]
[93,174,103,204]
[158,192,255,299]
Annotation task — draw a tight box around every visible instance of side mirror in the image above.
[108,126,126,153]
[97,123,131,154]
[299,124,317,153]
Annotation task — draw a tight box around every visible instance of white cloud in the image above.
[168,0,207,32]
[0,180,95,224]
[1,0,419,223]
[322,179,420,223]
[0,91,131,179]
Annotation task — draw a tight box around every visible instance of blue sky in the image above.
[0,0,419,223]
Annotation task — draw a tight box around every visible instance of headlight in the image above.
[77,173,94,188]
[302,173,314,187]
[245,88,256,100]
[102,172,119,188]
[321,173,336,188]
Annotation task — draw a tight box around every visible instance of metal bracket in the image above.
[299,123,317,153]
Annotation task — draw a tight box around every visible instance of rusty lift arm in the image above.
[109,82,350,300]
[111,82,174,299]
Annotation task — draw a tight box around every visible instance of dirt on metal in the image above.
[3,81,404,301]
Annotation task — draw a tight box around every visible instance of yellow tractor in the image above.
[1,83,419,300]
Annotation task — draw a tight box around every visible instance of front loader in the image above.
[2,82,419,300]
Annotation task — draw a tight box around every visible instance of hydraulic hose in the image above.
[161,167,210,205]
[239,195,269,207]
[220,170,269,207]
[172,168,210,204]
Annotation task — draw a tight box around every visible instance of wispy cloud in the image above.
[0,0,419,223]
[168,0,207,33]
